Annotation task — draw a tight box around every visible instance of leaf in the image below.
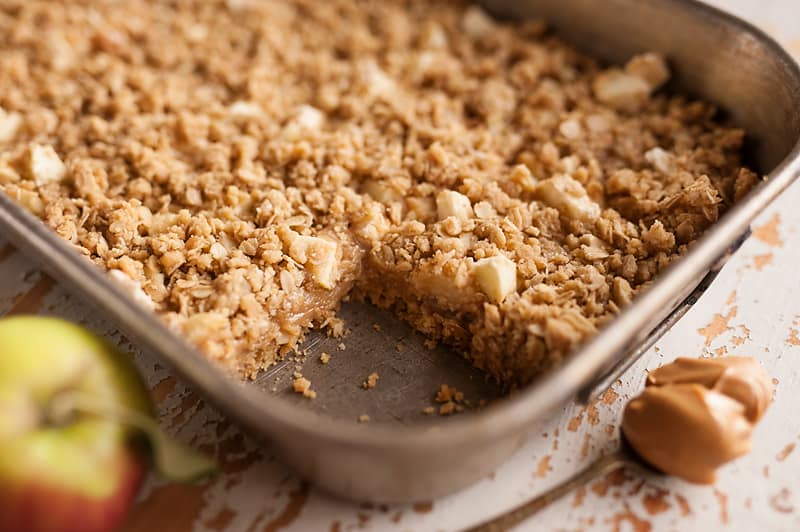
[51,392,217,482]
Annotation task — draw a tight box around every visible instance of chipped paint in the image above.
[713,488,729,525]
[412,502,433,514]
[730,324,751,347]
[674,494,691,517]
[120,482,209,532]
[698,306,737,346]
[787,329,800,347]
[151,376,177,404]
[606,504,652,532]
[262,484,309,532]
[752,214,783,247]
[5,275,55,315]
[580,434,591,458]
[204,507,236,531]
[642,487,671,516]
[777,443,796,462]
[725,290,737,306]
[591,469,629,498]
[751,252,773,271]
[769,488,794,514]
[601,387,619,405]
[536,455,552,478]
[573,485,587,508]
[568,411,584,432]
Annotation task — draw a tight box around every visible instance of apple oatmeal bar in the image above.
[0,0,758,386]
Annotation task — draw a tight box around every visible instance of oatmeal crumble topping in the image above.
[0,0,758,387]
[435,384,468,416]
[292,375,316,399]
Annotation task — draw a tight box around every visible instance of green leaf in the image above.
[50,392,217,482]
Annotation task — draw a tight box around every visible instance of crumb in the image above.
[422,406,435,415]
[337,342,346,351]
[439,402,456,416]
[434,384,470,415]
[373,323,382,332]
[320,352,331,364]
[358,414,370,423]
[362,372,380,389]
[424,339,438,351]
[323,316,346,338]
[395,341,405,352]
[436,384,462,404]
[292,376,316,399]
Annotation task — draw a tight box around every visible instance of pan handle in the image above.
[576,227,751,403]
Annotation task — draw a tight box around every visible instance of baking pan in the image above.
[1,0,799,503]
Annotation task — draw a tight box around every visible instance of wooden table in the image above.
[2,1,799,530]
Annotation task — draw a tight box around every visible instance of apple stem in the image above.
[49,392,217,482]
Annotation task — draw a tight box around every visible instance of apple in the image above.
[0,316,153,532]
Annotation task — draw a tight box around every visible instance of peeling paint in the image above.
[752,214,783,247]
[606,504,652,532]
[536,455,552,478]
[674,494,691,517]
[752,252,774,271]
[713,488,729,525]
[642,487,671,516]
[787,329,800,347]
[4,276,55,315]
[412,501,433,514]
[262,484,309,532]
[769,488,794,514]
[698,306,737,346]
[777,443,796,462]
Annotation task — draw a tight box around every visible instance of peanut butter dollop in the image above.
[622,357,773,484]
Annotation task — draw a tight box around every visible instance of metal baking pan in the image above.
[1,0,799,504]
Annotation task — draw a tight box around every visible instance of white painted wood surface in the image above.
[1,1,798,530]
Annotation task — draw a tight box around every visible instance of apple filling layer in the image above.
[0,0,757,386]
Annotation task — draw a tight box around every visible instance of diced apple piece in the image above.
[108,269,155,310]
[0,108,22,143]
[473,255,517,303]
[405,196,436,221]
[8,186,44,215]
[26,144,67,186]
[228,101,263,118]
[625,53,670,89]
[593,69,651,111]
[532,174,601,221]
[288,235,339,289]
[363,180,402,205]
[360,61,396,100]
[293,105,324,131]
[436,190,473,222]
[644,147,675,174]
[595,54,670,112]
[461,5,494,38]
